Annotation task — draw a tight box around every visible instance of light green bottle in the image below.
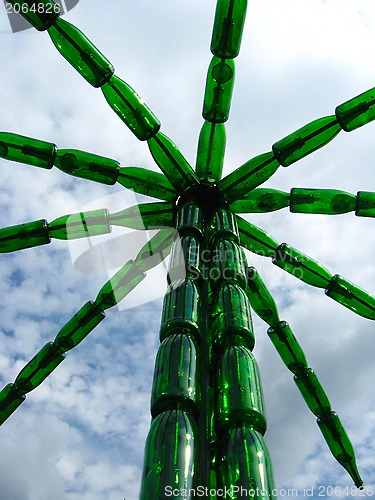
[325,274,375,320]
[246,267,280,326]
[110,202,174,230]
[335,87,375,132]
[267,321,308,375]
[290,188,356,215]
[195,121,226,182]
[203,57,235,123]
[0,220,50,253]
[48,209,111,240]
[356,191,375,218]
[117,167,175,201]
[210,0,248,59]
[294,367,332,419]
[0,132,56,169]
[231,188,289,213]
[0,384,25,426]
[237,216,279,257]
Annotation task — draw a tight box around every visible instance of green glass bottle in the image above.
[176,202,204,239]
[195,121,226,182]
[272,116,341,167]
[0,132,56,169]
[0,383,25,426]
[54,301,105,352]
[48,18,114,87]
[318,411,363,489]
[13,342,65,395]
[216,343,266,435]
[267,321,308,375]
[54,149,120,185]
[102,75,160,141]
[203,57,235,123]
[151,334,200,418]
[237,216,279,258]
[6,0,60,31]
[209,208,239,244]
[231,188,290,213]
[47,209,111,240]
[217,427,275,499]
[210,0,248,59]
[93,259,146,311]
[110,202,174,230]
[168,235,201,282]
[148,132,200,192]
[211,284,254,351]
[160,278,201,342]
[140,409,198,499]
[0,219,50,253]
[290,188,356,215]
[325,274,375,320]
[135,228,175,273]
[273,243,332,288]
[356,191,375,218]
[246,267,280,326]
[117,167,175,201]
[210,239,247,290]
[219,152,280,203]
[335,87,375,132]
[293,368,331,419]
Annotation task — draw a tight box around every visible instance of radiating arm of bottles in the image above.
[117,167,176,201]
[231,188,290,213]
[210,0,248,59]
[245,266,280,327]
[236,215,279,257]
[6,0,60,31]
[195,121,226,182]
[109,202,174,230]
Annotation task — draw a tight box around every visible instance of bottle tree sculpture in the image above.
[0,0,374,498]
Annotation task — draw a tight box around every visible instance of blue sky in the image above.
[0,1,375,499]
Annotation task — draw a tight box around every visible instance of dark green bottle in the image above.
[176,202,204,240]
[335,87,375,132]
[135,228,175,273]
[246,267,280,326]
[195,121,226,182]
[48,18,114,87]
[237,216,279,257]
[117,167,175,201]
[168,235,201,282]
[0,383,25,426]
[210,0,248,59]
[216,343,266,435]
[54,301,105,352]
[210,239,247,290]
[0,219,50,253]
[0,132,56,169]
[294,367,331,419]
[6,0,60,31]
[325,274,375,320]
[219,152,280,203]
[140,409,198,499]
[151,334,200,418]
[318,411,363,489]
[110,202,174,230]
[203,57,235,123]
[209,208,239,244]
[48,209,111,240]
[231,188,290,213]
[102,75,160,141]
[272,116,341,167]
[356,191,375,217]
[267,321,307,375]
[273,243,332,288]
[290,188,356,215]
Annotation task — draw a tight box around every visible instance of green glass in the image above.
[219,152,280,202]
[335,87,375,132]
[267,321,308,375]
[236,216,279,257]
[318,412,363,489]
[48,209,111,240]
[117,167,175,201]
[0,383,25,426]
[151,334,200,418]
[211,284,255,351]
[48,18,114,87]
[6,0,60,31]
[93,259,146,311]
[272,116,341,167]
[231,188,290,213]
[135,228,175,273]
[140,409,198,499]
[293,368,331,419]
[273,243,332,288]
[203,57,235,123]
[13,342,65,395]
[176,202,204,239]
[356,191,375,217]
[0,219,50,253]
[209,208,239,244]
[216,344,266,435]
[54,149,120,185]
[160,278,201,342]
[102,75,160,141]
[168,235,201,282]
[148,132,200,192]
[0,132,56,169]
[325,274,375,320]
[210,0,248,59]
[195,121,226,182]
[246,267,280,326]
[54,301,105,352]
[290,188,356,215]
[210,239,247,290]
[110,202,174,230]
[217,427,275,499]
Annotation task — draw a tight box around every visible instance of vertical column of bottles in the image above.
[140,202,203,498]
[209,209,275,498]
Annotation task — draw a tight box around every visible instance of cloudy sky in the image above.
[0,0,375,499]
